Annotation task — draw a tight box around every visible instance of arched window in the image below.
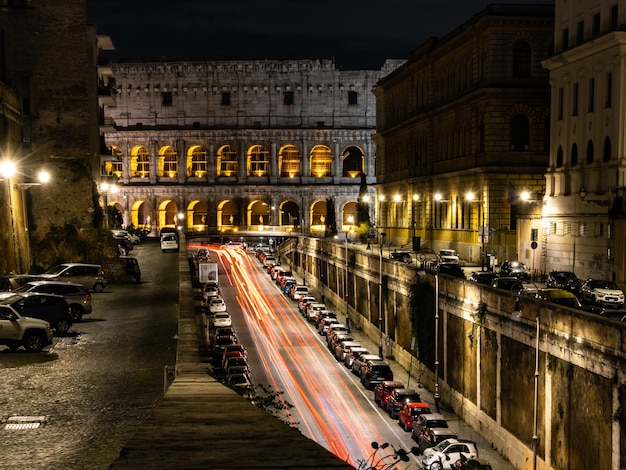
[279,145,300,177]
[341,146,364,177]
[158,146,178,177]
[556,146,564,168]
[105,145,123,178]
[513,41,531,77]
[217,145,237,177]
[247,145,269,176]
[586,140,594,164]
[603,137,611,162]
[187,145,207,177]
[310,145,332,177]
[510,114,529,151]
[571,143,579,166]
[131,146,150,178]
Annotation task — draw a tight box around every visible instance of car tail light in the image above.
[87,294,92,302]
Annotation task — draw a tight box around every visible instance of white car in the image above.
[112,229,141,245]
[421,438,478,470]
[160,233,179,252]
[211,312,232,328]
[208,298,227,313]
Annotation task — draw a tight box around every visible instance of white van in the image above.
[161,233,179,253]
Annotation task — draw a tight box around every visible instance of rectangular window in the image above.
[606,72,612,108]
[563,222,571,236]
[348,90,358,105]
[557,87,564,120]
[576,21,584,44]
[572,83,579,116]
[531,228,538,242]
[221,92,231,106]
[162,92,172,106]
[610,5,618,30]
[592,13,601,37]
[550,222,557,235]
[561,28,569,51]
[579,222,587,237]
[588,77,595,112]
[283,91,294,105]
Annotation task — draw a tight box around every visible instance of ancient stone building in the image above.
[373,4,553,270]
[0,0,102,271]
[100,59,403,240]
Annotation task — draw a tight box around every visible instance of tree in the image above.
[357,174,371,226]
[325,198,337,237]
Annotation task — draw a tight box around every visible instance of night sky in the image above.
[87,1,554,69]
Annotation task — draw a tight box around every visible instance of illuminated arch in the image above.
[247,145,269,177]
[310,200,328,233]
[187,145,207,178]
[158,146,178,177]
[279,145,300,178]
[131,145,150,178]
[217,200,240,229]
[104,145,123,178]
[279,200,301,230]
[310,145,332,177]
[341,201,358,226]
[187,200,208,231]
[158,200,181,229]
[217,145,237,177]
[341,146,364,178]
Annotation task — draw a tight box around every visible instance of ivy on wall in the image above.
[408,279,435,371]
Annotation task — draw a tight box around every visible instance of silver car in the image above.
[14,280,93,321]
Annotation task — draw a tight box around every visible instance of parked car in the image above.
[227,373,252,389]
[211,312,232,328]
[386,388,422,419]
[490,276,520,291]
[208,297,227,313]
[352,354,382,376]
[373,380,405,407]
[413,413,450,442]
[536,289,583,309]
[421,438,479,470]
[0,303,54,352]
[14,280,93,321]
[498,261,530,280]
[0,293,72,333]
[580,278,625,309]
[397,401,431,432]
[438,263,465,279]
[546,270,582,294]
[306,303,327,323]
[290,285,309,301]
[298,295,317,314]
[468,272,497,286]
[390,251,412,263]
[334,340,361,362]
[439,249,460,264]
[361,359,394,389]
[344,346,369,368]
[416,427,459,452]
[112,229,141,245]
[0,274,40,292]
[37,262,106,293]
[318,317,339,336]
[213,335,237,356]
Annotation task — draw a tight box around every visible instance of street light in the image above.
[434,271,440,412]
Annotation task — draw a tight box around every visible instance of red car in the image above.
[397,401,431,432]
[373,380,405,408]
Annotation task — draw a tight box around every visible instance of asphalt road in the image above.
[0,241,179,470]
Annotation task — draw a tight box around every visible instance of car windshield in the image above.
[44,265,67,275]
[428,420,448,428]
[592,280,619,289]
[432,439,453,452]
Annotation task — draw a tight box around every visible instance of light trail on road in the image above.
[212,247,416,468]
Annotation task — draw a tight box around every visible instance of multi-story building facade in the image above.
[542,0,626,283]
[100,59,403,240]
[373,4,554,271]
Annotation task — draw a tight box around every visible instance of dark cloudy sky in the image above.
[87,0,554,70]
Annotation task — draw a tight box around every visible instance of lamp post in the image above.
[378,232,384,358]
[512,279,540,470]
[434,271,440,412]
[412,193,419,243]
[344,232,349,329]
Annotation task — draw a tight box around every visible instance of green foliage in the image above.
[471,301,488,326]
[408,279,435,370]
[30,224,119,272]
[614,406,623,422]
[325,197,337,237]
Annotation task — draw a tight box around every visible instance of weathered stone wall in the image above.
[290,236,626,470]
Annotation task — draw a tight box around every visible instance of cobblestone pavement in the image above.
[0,243,178,470]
